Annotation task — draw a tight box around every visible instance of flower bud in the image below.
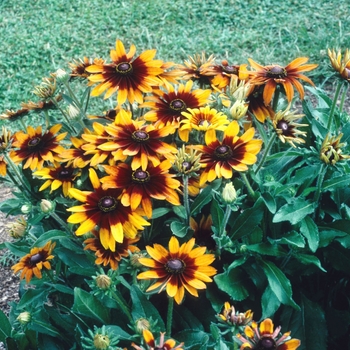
[67,104,80,120]
[222,182,237,204]
[230,100,248,120]
[21,204,32,214]
[7,216,27,239]
[53,68,69,83]
[17,311,31,325]
[40,199,54,214]
[93,334,110,350]
[130,252,146,268]
[135,318,151,334]
[95,274,111,290]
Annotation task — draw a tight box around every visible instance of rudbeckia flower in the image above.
[10,124,67,170]
[12,241,56,283]
[67,168,150,251]
[101,160,181,219]
[132,329,184,350]
[247,57,318,105]
[236,318,301,350]
[137,236,216,305]
[190,215,216,251]
[86,39,164,105]
[0,155,7,176]
[218,302,253,326]
[192,121,263,186]
[328,48,350,82]
[142,80,211,128]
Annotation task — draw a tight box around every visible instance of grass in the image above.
[0,0,349,112]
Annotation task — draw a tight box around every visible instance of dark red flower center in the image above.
[223,65,238,74]
[98,196,117,212]
[276,120,292,136]
[132,170,150,183]
[266,65,287,79]
[116,62,133,74]
[28,137,41,147]
[214,145,233,159]
[165,258,185,274]
[257,337,276,350]
[170,99,187,112]
[132,130,150,142]
[58,169,72,178]
[106,109,117,119]
[198,119,210,126]
[182,161,191,170]
[30,253,43,265]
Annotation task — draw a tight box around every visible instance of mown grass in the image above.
[0,0,349,112]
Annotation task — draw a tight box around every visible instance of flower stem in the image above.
[111,290,133,323]
[339,83,349,114]
[220,205,232,237]
[255,132,276,174]
[327,80,343,130]
[313,163,327,205]
[272,87,280,112]
[240,172,257,199]
[182,175,191,225]
[49,211,72,232]
[166,296,174,336]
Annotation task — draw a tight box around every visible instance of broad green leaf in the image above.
[324,244,350,272]
[172,205,187,219]
[273,198,315,225]
[322,174,350,192]
[261,285,280,319]
[170,220,189,238]
[230,198,264,240]
[190,186,213,215]
[174,329,209,349]
[130,285,165,329]
[214,268,249,301]
[261,192,277,214]
[105,326,132,341]
[17,288,49,310]
[151,207,171,219]
[34,229,69,246]
[299,216,319,252]
[0,309,11,343]
[72,287,110,324]
[274,231,305,248]
[245,242,285,257]
[260,260,299,309]
[295,253,326,272]
[246,227,263,245]
[210,198,224,229]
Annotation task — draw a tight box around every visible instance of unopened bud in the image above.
[17,311,31,325]
[93,334,110,350]
[7,216,27,239]
[53,68,69,83]
[21,204,32,214]
[230,100,248,120]
[40,199,54,214]
[135,318,151,334]
[222,182,237,204]
[95,274,111,290]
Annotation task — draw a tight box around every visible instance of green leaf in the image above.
[230,198,264,240]
[214,268,249,301]
[210,198,224,229]
[174,329,209,349]
[105,326,132,341]
[190,186,213,215]
[273,198,314,225]
[324,244,350,272]
[299,216,319,252]
[17,288,49,310]
[172,205,187,219]
[261,285,280,319]
[261,192,277,214]
[34,229,69,246]
[260,260,299,309]
[322,174,350,192]
[170,220,189,238]
[274,231,305,248]
[0,309,11,343]
[130,285,165,329]
[295,253,326,272]
[245,242,285,257]
[151,207,171,219]
[72,287,110,324]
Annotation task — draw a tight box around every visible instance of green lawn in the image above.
[0,0,349,112]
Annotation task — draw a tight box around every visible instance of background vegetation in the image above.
[1,0,350,114]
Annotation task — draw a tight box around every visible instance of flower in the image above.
[6,216,27,239]
[328,48,350,82]
[86,39,164,105]
[320,133,350,165]
[236,318,301,350]
[0,155,7,176]
[34,162,81,197]
[0,108,29,121]
[246,85,275,123]
[179,105,230,142]
[59,134,92,168]
[192,121,263,186]
[172,145,202,176]
[32,77,57,100]
[84,230,140,270]
[12,241,56,283]
[67,168,150,251]
[272,106,307,148]
[190,215,216,251]
[69,57,105,79]
[142,80,211,128]
[10,124,67,170]
[101,160,181,219]
[132,330,184,350]
[247,57,318,105]
[137,236,216,304]
[218,302,253,326]
[100,109,177,170]
[21,95,63,112]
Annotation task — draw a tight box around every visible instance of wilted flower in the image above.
[218,302,253,326]
[32,77,57,100]
[132,330,184,350]
[328,48,350,82]
[173,145,202,176]
[0,108,30,121]
[7,216,27,239]
[320,133,350,165]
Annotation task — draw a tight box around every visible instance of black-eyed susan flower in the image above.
[100,109,177,170]
[272,106,307,148]
[247,57,318,106]
[328,48,350,82]
[0,155,7,176]
[86,39,164,105]
[21,95,63,113]
[12,241,56,283]
[320,133,350,165]
[59,134,92,168]
[10,124,67,170]
[218,302,253,326]
[33,162,81,197]
[132,330,184,350]
[179,105,229,142]
[137,236,217,304]
[192,121,263,186]
[236,318,301,350]
[6,216,27,239]
[101,160,181,219]
[142,80,211,129]
[84,230,140,270]
[246,85,275,123]
[190,215,216,251]
[67,168,150,251]
[69,57,105,80]
[0,108,30,122]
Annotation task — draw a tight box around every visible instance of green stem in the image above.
[313,163,327,205]
[220,205,232,237]
[111,290,133,323]
[166,296,174,336]
[327,80,343,130]
[339,83,349,114]
[255,132,277,174]
[50,97,77,134]
[56,302,90,328]
[240,172,257,199]
[49,211,71,232]
[272,88,280,112]
[182,175,191,226]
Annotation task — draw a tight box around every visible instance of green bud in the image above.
[222,182,237,204]
[17,311,31,325]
